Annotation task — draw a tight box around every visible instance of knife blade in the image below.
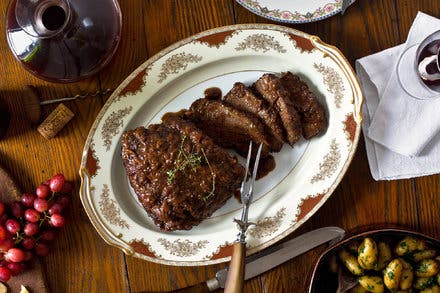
[340,0,352,15]
[174,226,345,292]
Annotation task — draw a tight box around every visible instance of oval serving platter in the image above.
[236,0,355,24]
[79,24,363,266]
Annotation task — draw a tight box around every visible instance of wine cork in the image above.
[37,103,74,139]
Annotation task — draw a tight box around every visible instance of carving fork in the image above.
[224,142,263,293]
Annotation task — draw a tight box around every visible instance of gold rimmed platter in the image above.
[79,24,362,266]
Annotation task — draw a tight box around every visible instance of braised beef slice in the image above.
[188,98,272,157]
[223,82,284,152]
[253,74,302,146]
[280,72,327,139]
[120,118,244,231]
[204,87,222,100]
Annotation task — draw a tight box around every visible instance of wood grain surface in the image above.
[0,0,439,292]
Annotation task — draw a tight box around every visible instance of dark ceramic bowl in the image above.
[308,228,440,293]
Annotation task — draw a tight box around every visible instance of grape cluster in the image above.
[0,174,71,282]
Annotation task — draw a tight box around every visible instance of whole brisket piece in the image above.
[121,117,244,231]
[223,82,283,152]
[280,72,327,139]
[253,74,302,146]
[188,98,272,157]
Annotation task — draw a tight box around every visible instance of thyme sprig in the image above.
[201,148,216,201]
[166,135,216,201]
[167,135,202,184]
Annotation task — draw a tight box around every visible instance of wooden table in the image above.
[0,1,439,292]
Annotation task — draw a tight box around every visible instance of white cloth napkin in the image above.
[357,44,440,180]
[367,12,440,156]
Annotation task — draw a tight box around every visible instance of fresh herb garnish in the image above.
[167,135,202,184]
[166,136,216,201]
[201,148,216,201]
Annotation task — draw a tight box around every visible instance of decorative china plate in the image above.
[236,0,355,24]
[79,24,363,266]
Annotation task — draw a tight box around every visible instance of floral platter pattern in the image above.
[236,0,355,24]
[79,24,363,266]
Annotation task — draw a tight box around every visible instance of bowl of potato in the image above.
[308,228,440,293]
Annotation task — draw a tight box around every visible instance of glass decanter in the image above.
[6,0,122,83]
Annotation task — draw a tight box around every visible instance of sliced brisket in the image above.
[253,74,302,146]
[223,82,284,152]
[280,72,327,139]
[188,98,272,157]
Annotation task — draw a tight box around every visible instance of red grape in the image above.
[21,237,36,250]
[0,174,71,280]
[0,267,11,282]
[21,193,36,208]
[49,214,65,227]
[5,219,20,234]
[10,201,24,218]
[0,239,14,252]
[34,243,50,257]
[60,181,73,194]
[0,215,7,226]
[0,202,5,216]
[40,229,57,242]
[36,184,50,199]
[23,222,39,236]
[33,198,49,212]
[5,248,25,263]
[23,251,32,261]
[24,209,40,223]
[0,226,7,241]
[56,195,70,209]
[7,262,25,276]
[49,174,65,193]
[48,203,63,215]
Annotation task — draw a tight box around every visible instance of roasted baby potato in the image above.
[358,238,378,270]
[395,236,427,256]
[414,277,436,290]
[420,284,440,293]
[384,258,403,290]
[400,266,414,290]
[339,249,364,276]
[413,250,437,262]
[376,242,392,271]
[333,235,438,292]
[358,276,384,293]
[349,284,369,293]
[416,259,440,278]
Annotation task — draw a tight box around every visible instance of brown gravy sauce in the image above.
[233,155,276,203]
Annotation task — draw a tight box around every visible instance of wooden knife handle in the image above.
[224,242,246,293]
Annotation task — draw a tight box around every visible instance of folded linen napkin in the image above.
[357,44,440,180]
[367,12,440,156]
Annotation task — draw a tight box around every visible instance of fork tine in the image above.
[240,141,253,196]
[248,143,263,200]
